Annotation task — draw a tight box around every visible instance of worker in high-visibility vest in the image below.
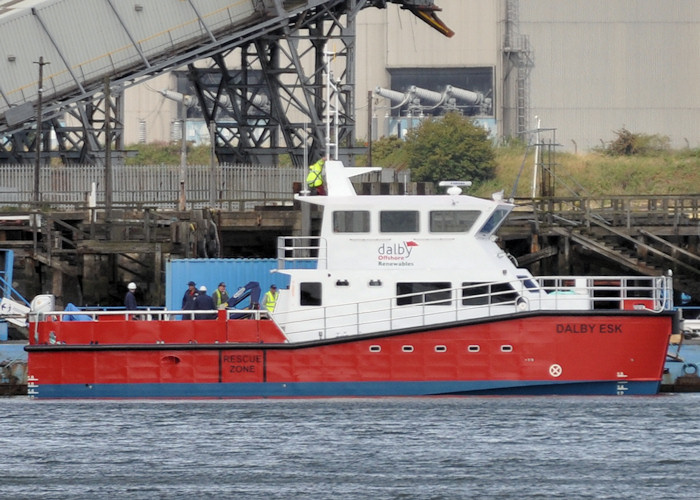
[213,282,229,309]
[262,284,279,312]
[306,157,326,195]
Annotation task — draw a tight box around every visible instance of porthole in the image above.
[369,345,381,352]
[434,345,447,352]
[501,345,513,352]
[468,345,480,353]
[402,345,414,352]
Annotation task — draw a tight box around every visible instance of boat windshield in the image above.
[517,275,540,291]
[476,207,510,237]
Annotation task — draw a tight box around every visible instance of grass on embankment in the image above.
[473,146,700,199]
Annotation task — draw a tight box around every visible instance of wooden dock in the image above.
[2,187,700,311]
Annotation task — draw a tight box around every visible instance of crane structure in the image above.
[0,0,453,167]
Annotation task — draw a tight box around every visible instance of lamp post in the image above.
[33,56,48,204]
[179,118,186,211]
[209,121,216,207]
[104,77,112,221]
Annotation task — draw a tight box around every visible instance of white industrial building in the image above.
[122,0,700,153]
[1,0,698,159]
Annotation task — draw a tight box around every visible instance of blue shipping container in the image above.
[165,258,314,311]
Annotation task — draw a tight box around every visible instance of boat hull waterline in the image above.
[26,313,671,398]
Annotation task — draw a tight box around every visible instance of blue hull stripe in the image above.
[32,380,661,398]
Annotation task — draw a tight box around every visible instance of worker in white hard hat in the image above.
[195,285,216,319]
[124,282,138,316]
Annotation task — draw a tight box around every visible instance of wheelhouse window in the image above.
[517,275,540,291]
[462,282,519,305]
[300,282,322,306]
[476,207,510,237]
[333,211,370,233]
[380,211,419,233]
[461,283,489,305]
[397,282,452,306]
[430,210,481,232]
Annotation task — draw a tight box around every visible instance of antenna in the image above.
[531,116,541,198]
[324,46,340,160]
[438,180,472,196]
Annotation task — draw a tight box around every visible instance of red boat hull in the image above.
[26,312,672,398]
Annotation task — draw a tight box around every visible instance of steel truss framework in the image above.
[0,88,124,165]
[0,0,367,166]
[188,0,365,167]
[0,0,446,166]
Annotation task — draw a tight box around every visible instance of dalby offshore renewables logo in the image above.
[377,241,418,267]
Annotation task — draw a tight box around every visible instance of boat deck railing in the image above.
[277,236,327,269]
[30,275,673,344]
[273,274,674,341]
[32,308,269,323]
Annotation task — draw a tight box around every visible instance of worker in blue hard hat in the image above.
[182,280,198,316]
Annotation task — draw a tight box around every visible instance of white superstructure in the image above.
[268,161,671,342]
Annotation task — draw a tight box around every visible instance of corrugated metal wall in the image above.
[356,0,700,152]
[356,1,501,141]
[519,0,700,151]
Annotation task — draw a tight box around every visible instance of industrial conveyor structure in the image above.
[0,0,452,167]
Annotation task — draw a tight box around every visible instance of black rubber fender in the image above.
[682,363,699,376]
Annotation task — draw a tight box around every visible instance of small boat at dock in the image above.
[22,160,674,398]
[662,309,700,392]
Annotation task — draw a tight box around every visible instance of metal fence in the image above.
[0,164,307,210]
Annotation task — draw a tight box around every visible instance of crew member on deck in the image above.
[306,156,326,195]
[124,282,138,310]
[195,285,217,319]
[124,282,139,320]
[262,284,279,313]
[182,281,198,318]
[213,282,229,309]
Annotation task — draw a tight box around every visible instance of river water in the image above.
[2,395,699,499]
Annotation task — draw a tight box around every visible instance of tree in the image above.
[360,136,407,168]
[403,112,496,184]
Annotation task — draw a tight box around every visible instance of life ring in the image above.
[682,363,698,376]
